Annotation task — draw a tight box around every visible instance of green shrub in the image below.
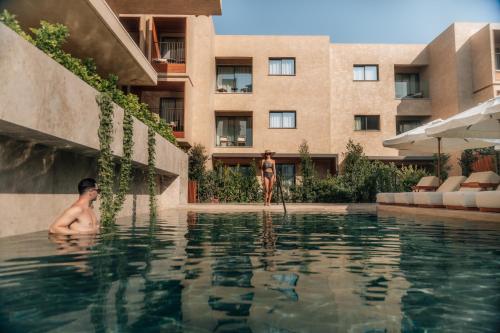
[198,162,262,203]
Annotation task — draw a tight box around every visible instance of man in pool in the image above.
[49,178,100,235]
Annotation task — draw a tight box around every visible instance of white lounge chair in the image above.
[413,176,466,208]
[377,176,439,205]
[443,171,500,210]
[475,184,500,213]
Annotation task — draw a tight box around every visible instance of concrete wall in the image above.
[329,43,429,159]
[0,23,188,237]
[184,15,217,149]
[211,35,332,156]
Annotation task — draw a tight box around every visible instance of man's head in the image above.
[78,178,100,201]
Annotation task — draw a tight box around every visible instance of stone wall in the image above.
[0,23,188,237]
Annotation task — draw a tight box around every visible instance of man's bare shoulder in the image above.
[66,205,84,215]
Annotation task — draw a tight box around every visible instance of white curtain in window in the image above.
[365,66,378,80]
[282,112,295,128]
[353,66,364,80]
[269,113,282,128]
[269,59,281,75]
[354,116,363,130]
[282,59,295,75]
[217,67,234,91]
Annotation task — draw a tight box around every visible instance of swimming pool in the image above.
[0,211,498,332]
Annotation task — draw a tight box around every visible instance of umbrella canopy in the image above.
[383,119,499,153]
[425,97,500,139]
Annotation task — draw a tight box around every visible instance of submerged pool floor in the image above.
[0,211,499,332]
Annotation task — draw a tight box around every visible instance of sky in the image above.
[213,0,500,43]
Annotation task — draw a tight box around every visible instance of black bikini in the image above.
[263,161,274,180]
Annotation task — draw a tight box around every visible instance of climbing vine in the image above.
[147,128,157,219]
[113,106,134,215]
[96,93,116,225]
[96,93,136,225]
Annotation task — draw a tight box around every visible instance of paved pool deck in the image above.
[180,203,376,213]
[178,203,500,222]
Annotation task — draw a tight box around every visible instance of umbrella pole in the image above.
[437,137,442,182]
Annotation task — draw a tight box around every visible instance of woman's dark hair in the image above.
[78,178,97,195]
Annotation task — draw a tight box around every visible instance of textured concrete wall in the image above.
[184,15,216,152]
[329,43,429,159]
[212,35,332,155]
[0,23,188,237]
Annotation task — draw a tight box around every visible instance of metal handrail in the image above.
[153,41,185,64]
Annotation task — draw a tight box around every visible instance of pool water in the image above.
[0,211,499,332]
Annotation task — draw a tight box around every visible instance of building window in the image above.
[276,164,296,190]
[269,111,296,128]
[353,65,378,81]
[395,73,423,98]
[269,58,296,75]
[496,47,500,70]
[160,98,184,132]
[216,116,253,147]
[216,66,252,93]
[354,115,380,131]
[396,118,423,134]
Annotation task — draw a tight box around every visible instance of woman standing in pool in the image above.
[261,150,276,206]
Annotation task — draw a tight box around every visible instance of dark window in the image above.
[269,58,296,75]
[269,111,296,128]
[395,73,422,98]
[216,66,252,93]
[216,116,253,147]
[353,65,378,81]
[354,115,380,131]
[397,118,423,134]
[160,98,184,131]
[496,47,500,70]
[276,164,296,189]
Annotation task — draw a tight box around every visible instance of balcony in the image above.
[151,17,186,74]
[150,107,184,138]
[133,81,185,138]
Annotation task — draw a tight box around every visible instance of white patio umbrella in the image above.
[425,97,500,139]
[383,119,500,179]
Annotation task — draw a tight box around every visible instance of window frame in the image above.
[354,115,381,131]
[269,111,297,129]
[268,58,296,76]
[215,115,253,147]
[353,65,379,81]
[215,64,253,94]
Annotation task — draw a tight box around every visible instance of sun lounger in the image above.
[413,176,466,208]
[475,184,500,213]
[377,176,439,205]
[443,171,500,210]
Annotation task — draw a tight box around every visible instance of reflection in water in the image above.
[0,212,499,332]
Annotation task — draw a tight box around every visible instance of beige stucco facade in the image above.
[124,13,499,176]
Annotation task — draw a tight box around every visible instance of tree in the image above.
[188,144,208,181]
[298,140,316,202]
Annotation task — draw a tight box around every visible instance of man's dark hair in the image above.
[78,178,97,195]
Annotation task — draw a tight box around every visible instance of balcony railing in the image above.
[153,41,185,64]
[150,107,184,132]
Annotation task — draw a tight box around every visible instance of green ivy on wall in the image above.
[147,128,157,219]
[96,93,116,225]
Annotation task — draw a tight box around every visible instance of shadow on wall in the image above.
[0,135,173,195]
